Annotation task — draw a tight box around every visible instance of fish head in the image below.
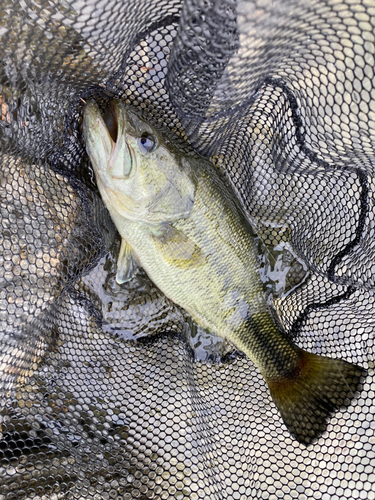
[82,100,196,226]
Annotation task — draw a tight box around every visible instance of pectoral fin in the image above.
[116,239,140,284]
[154,225,206,269]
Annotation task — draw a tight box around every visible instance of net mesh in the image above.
[0,0,374,499]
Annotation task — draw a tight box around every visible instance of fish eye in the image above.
[138,132,157,154]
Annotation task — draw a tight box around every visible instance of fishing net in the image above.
[0,0,374,498]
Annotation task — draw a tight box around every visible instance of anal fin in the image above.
[116,238,140,284]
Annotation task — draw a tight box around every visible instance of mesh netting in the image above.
[0,0,374,499]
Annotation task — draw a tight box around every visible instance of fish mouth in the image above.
[102,100,119,143]
[100,100,134,179]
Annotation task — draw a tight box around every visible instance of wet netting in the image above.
[0,0,374,499]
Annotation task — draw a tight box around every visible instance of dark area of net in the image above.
[0,1,374,500]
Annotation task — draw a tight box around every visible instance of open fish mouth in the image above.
[83,100,134,181]
[102,100,119,143]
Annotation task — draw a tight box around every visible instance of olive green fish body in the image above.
[105,157,296,379]
[83,100,366,445]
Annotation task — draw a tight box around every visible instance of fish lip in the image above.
[107,135,134,179]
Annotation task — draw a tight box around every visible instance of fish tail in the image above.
[266,350,366,445]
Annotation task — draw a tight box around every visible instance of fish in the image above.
[82,99,366,445]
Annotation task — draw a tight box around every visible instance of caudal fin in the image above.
[266,351,366,445]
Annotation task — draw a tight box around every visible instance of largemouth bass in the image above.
[82,100,366,445]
